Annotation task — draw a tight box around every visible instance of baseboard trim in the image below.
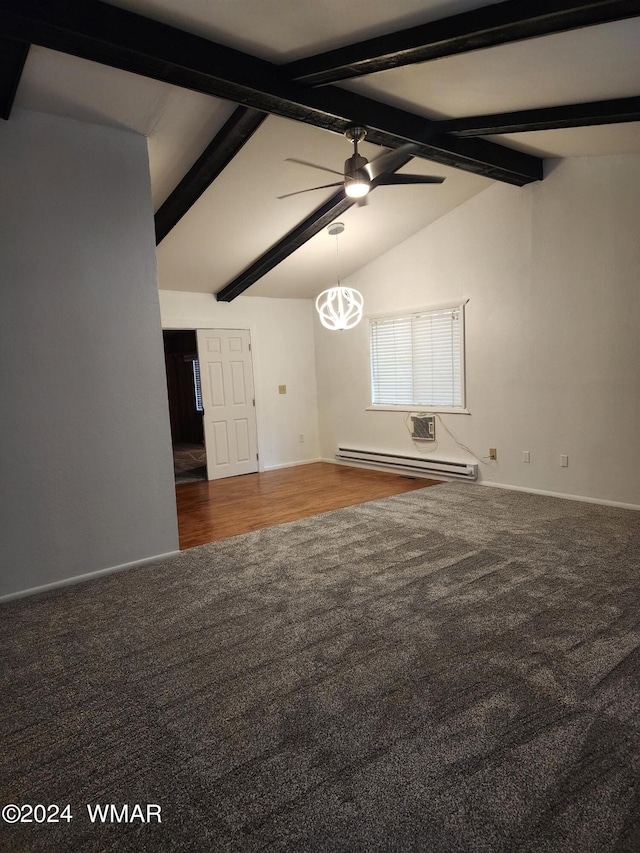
[480,481,640,512]
[0,550,182,604]
[325,456,640,509]
[325,457,450,480]
[263,458,322,472]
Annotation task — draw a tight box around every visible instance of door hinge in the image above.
[253,398,255,406]
[249,343,251,351]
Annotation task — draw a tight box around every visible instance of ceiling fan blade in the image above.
[366,143,419,180]
[285,158,344,178]
[277,182,343,199]
[376,174,446,186]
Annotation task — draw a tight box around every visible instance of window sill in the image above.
[366,406,471,415]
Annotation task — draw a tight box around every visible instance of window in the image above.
[369,304,466,411]
[192,359,204,413]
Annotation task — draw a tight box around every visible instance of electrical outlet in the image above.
[560,454,569,467]
[278,385,287,394]
[489,448,497,460]
[298,434,304,443]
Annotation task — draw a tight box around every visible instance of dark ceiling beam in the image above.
[0,0,542,186]
[436,95,640,136]
[155,106,266,244]
[285,0,640,85]
[215,192,355,302]
[0,37,29,119]
[216,157,416,301]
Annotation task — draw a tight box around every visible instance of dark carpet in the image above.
[2,482,640,853]
[173,443,207,485]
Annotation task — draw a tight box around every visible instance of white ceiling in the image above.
[12,0,640,298]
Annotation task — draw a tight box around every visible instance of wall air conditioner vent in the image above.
[411,415,435,441]
[336,447,477,481]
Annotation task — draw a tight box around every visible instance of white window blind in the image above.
[192,359,204,413]
[370,305,464,409]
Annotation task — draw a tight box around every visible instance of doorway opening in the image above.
[163,330,206,484]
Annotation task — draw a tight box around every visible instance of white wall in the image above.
[314,155,640,508]
[159,291,321,470]
[0,110,179,600]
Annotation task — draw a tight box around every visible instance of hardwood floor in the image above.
[175,461,442,549]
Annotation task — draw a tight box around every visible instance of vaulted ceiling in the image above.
[3,0,640,298]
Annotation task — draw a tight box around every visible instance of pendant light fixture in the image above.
[315,223,364,331]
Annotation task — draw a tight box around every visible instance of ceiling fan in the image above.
[278,126,445,201]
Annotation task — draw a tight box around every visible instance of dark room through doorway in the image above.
[163,330,206,484]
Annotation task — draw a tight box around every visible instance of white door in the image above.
[196,328,258,480]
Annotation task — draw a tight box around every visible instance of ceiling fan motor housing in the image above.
[344,153,370,191]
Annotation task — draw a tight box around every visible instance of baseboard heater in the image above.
[336,447,478,481]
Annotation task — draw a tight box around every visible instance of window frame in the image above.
[367,302,469,415]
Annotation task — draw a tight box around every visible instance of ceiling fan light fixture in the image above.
[345,177,370,198]
[344,152,371,198]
